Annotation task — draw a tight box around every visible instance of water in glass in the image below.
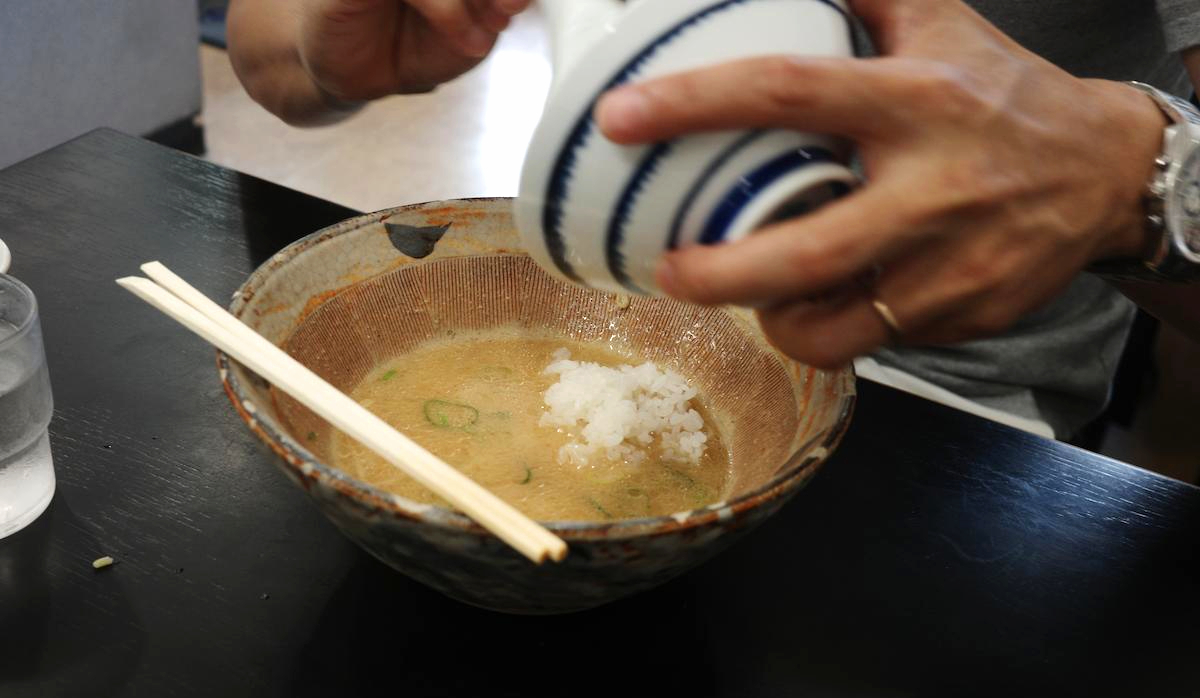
[0,280,55,538]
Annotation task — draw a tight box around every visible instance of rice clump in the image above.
[539,348,707,467]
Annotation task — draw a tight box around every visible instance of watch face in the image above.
[1173,146,1200,256]
[1184,175,1200,217]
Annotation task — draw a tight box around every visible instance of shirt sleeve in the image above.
[1158,0,1200,52]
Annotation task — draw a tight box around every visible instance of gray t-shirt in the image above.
[871,0,1200,438]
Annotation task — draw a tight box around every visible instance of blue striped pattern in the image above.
[605,141,675,293]
[698,147,847,244]
[541,0,850,283]
[665,130,768,251]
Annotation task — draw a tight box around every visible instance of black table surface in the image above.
[1,129,1198,698]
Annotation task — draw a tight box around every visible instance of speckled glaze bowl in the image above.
[219,198,855,614]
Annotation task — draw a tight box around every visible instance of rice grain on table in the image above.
[540,348,707,467]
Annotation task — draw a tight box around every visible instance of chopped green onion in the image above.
[666,467,712,506]
[423,399,479,429]
[665,467,697,486]
[587,496,614,520]
[379,369,397,382]
[479,366,514,382]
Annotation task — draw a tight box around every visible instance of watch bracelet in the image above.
[1087,82,1200,284]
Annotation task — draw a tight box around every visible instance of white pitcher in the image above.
[539,0,625,91]
[517,0,858,295]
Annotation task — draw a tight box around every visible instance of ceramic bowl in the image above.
[0,238,10,274]
[219,198,855,614]
[516,0,857,295]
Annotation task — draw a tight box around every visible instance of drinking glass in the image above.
[0,271,55,538]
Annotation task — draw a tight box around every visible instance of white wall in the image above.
[0,1,202,167]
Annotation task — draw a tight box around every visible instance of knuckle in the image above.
[899,64,980,118]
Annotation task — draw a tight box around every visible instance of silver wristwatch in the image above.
[1090,82,1200,283]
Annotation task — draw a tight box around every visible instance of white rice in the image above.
[539,348,707,467]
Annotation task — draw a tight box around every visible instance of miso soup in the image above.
[332,333,730,521]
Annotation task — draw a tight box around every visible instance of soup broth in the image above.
[332,333,731,521]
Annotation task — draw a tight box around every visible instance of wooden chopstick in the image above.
[117,263,567,564]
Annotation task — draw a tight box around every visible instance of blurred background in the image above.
[1,0,1196,483]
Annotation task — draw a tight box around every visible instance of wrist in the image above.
[1086,79,1170,262]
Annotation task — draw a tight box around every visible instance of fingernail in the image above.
[597,87,648,139]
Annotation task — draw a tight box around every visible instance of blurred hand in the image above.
[299,0,531,101]
[595,0,1165,368]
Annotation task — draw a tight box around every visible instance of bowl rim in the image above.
[218,197,856,541]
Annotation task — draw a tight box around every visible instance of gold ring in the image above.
[870,297,902,342]
[856,266,902,342]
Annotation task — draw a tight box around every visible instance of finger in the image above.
[596,56,914,144]
[845,225,1083,349]
[755,288,892,369]
[848,0,946,54]
[757,253,1037,369]
[469,0,511,33]
[407,0,497,57]
[468,0,532,36]
[656,182,927,307]
[849,0,1014,56]
[846,0,906,53]
[875,246,1075,348]
[491,0,531,15]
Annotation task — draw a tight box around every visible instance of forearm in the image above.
[226,0,360,126]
